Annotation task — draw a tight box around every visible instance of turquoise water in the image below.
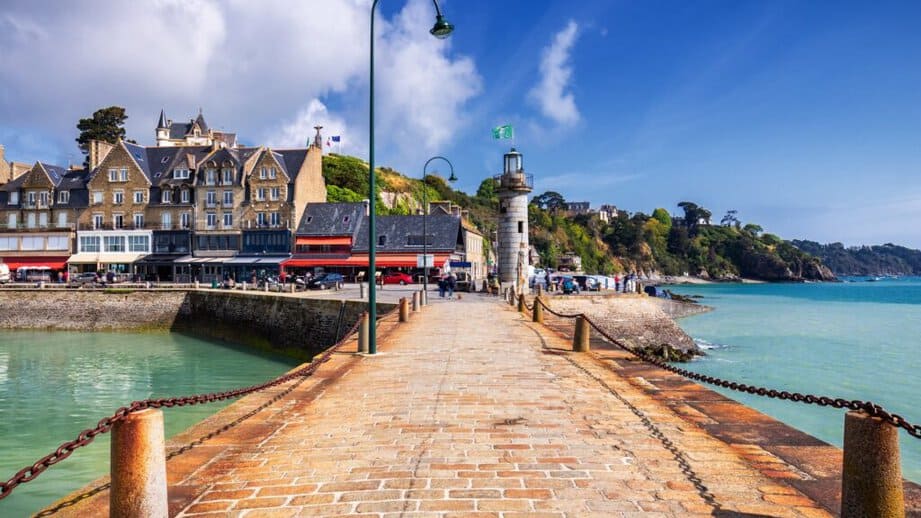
[0,331,298,516]
[671,278,921,483]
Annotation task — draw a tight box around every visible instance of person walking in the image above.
[438,275,447,298]
[447,273,456,299]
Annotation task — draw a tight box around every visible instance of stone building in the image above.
[155,110,237,148]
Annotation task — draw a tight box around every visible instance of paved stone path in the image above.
[155,295,827,517]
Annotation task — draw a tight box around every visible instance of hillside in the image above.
[321,154,835,282]
[792,240,921,276]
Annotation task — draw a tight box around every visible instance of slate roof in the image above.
[352,213,461,253]
[277,149,308,181]
[124,142,153,181]
[157,110,167,129]
[55,169,90,208]
[295,202,366,238]
[39,163,68,186]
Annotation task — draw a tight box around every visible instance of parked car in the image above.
[307,272,344,290]
[454,271,474,292]
[574,275,600,291]
[69,272,99,287]
[382,272,413,285]
[561,276,580,295]
[0,263,9,284]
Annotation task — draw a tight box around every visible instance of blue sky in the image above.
[2,1,920,247]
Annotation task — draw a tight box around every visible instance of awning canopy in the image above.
[67,253,145,265]
[295,236,352,246]
[174,255,225,264]
[136,255,184,264]
[283,253,451,269]
[0,256,68,270]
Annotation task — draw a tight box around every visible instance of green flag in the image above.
[492,124,514,140]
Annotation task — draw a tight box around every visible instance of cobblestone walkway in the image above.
[169,295,829,517]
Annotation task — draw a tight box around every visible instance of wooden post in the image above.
[399,297,409,322]
[841,411,905,518]
[412,291,419,312]
[532,297,544,323]
[573,316,590,352]
[358,312,369,354]
[517,294,526,313]
[110,409,168,518]
[536,284,543,297]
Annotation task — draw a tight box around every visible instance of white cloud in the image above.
[529,20,581,126]
[0,0,481,168]
[268,98,350,150]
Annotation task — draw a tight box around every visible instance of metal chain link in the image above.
[533,296,921,440]
[0,317,364,501]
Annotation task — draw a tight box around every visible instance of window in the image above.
[259,167,267,179]
[27,192,36,207]
[128,235,149,252]
[133,213,144,228]
[269,167,276,179]
[223,213,233,228]
[161,212,172,228]
[9,192,18,205]
[93,214,103,229]
[270,211,280,226]
[270,187,280,201]
[206,212,217,228]
[120,168,128,181]
[256,212,266,226]
[6,213,16,228]
[206,190,217,206]
[378,235,387,247]
[22,236,43,250]
[58,190,69,204]
[38,213,48,227]
[0,237,16,250]
[103,235,125,252]
[134,190,145,204]
[518,221,523,233]
[113,214,124,229]
[206,169,217,185]
[57,212,67,227]
[48,236,69,250]
[181,189,190,203]
[223,190,233,205]
[173,168,190,179]
[180,212,190,229]
[256,188,266,201]
[113,190,124,204]
[222,168,233,184]
[39,192,48,207]
[93,191,103,205]
[80,235,100,252]
[162,190,171,203]
[26,213,35,228]
[109,168,118,181]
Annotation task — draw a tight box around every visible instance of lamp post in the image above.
[421,156,455,296]
[368,0,453,355]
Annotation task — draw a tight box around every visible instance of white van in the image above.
[0,263,9,284]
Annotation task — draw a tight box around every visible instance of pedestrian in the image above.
[544,273,550,291]
[615,274,620,292]
[438,275,446,298]
[447,273,456,299]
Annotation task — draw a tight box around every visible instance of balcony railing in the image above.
[0,223,75,232]
[77,223,193,231]
[493,172,534,191]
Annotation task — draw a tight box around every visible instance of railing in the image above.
[512,290,916,516]
[492,172,534,191]
[77,223,192,231]
[0,223,75,232]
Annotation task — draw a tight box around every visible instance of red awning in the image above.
[283,253,451,269]
[295,236,352,246]
[0,256,69,270]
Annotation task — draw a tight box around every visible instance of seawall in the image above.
[0,290,391,359]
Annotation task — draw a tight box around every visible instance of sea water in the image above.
[0,331,298,516]
[670,277,921,483]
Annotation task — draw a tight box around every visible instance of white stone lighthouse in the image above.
[495,148,533,294]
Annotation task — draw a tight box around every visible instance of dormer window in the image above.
[9,192,18,205]
[181,189,190,203]
[259,167,267,179]
[269,167,276,179]
[378,235,387,247]
[222,168,233,184]
[173,168,190,180]
[162,190,171,203]
[58,191,69,204]
[206,169,217,185]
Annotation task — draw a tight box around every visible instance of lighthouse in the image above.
[495,148,533,294]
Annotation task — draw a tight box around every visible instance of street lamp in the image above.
[368,0,454,355]
[421,156,455,297]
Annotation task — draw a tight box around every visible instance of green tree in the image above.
[531,191,567,211]
[721,209,740,228]
[743,223,763,236]
[651,208,672,231]
[475,178,497,201]
[76,106,128,162]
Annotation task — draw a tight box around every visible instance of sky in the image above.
[1,0,920,247]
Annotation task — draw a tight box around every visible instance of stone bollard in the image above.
[412,291,419,312]
[110,408,168,518]
[360,282,366,300]
[841,411,905,518]
[358,312,369,354]
[532,297,544,323]
[399,297,410,322]
[573,316,590,352]
[194,281,199,289]
[421,289,427,306]
[536,284,543,297]
[517,294,527,313]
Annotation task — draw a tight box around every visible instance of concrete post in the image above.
[517,294,526,313]
[841,411,905,518]
[358,312,369,354]
[360,282,366,300]
[110,408,168,518]
[573,316,590,352]
[421,289,427,306]
[399,297,410,322]
[412,291,419,312]
[532,297,544,323]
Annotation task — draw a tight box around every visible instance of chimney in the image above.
[186,154,196,169]
[88,140,115,170]
[362,199,370,216]
[451,205,461,217]
[460,209,469,221]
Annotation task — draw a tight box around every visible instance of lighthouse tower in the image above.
[495,148,533,293]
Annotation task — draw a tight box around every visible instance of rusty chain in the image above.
[530,295,921,440]
[0,316,366,501]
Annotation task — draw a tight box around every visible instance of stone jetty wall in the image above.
[0,290,389,359]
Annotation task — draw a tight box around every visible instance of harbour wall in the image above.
[0,290,388,359]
